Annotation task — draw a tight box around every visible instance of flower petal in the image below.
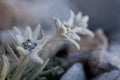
[71,33,81,41]
[81,15,89,27]
[13,26,22,35]
[67,37,80,50]
[17,46,29,55]
[53,17,67,34]
[39,29,44,39]
[66,10,75,27]
[70,10,75,19]
[60,34,69,39]
[76,11,82,20]
[33,24,41,39]
[29,54,43,64]
[33,48,41,55]
[24,26,33,40]
[37,36,50,49]
[32,45,42,55]
[53,17,62,28]
[82,15,89,23]
[9,31,16,41]
[73,27,94,37]
[15,35,24,45]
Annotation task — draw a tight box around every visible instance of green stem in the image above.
[11,56,28,80]
[25,59,49,80]
[39,66,59,76]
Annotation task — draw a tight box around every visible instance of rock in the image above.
[37,77,48,80]
[88,50,120,76]
[79,29,108,52]
[67,51,91,66]
[108,44,120,58]
[60,63,86,80]
[92,70,120,80]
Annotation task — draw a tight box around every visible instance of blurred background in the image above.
[0,0,120,44]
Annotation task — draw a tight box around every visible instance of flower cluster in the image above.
[0,10,94,80]
[8,10,94,65]
[53,10,94,50]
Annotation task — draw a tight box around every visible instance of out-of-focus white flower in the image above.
[75,11,89,28]
[9,24,49,64]
[63,10,94,37]
[63,10,75,27]
[53,10,94,50]
[53,17,80,50]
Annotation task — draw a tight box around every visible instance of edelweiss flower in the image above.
[53,17,80,50]
[64,10,94,37]
[9,24,49,64]
[75,11,89,28]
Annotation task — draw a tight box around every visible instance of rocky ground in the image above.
[44,28,120,80]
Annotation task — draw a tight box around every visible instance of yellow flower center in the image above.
[28,42,32,46]
[22,39,37,50]
[67,27,73,33]
[76,20,80,25]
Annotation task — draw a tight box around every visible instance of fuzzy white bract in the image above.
[53,17,81,50]
[53,10,94,50]
[9,24,49,64]
[64,10,94,37]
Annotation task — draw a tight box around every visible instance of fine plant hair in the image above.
[0,10,94,80]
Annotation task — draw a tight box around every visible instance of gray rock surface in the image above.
[88,50,120,76]
[108,44,120,58]
[60,63,86,80]
[92,70,120,80]
[79,29,108,52]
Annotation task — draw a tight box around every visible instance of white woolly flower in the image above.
[9,24,49,64]
[53,17,80,50]
[75,11,89,28]
[64,10,94,37]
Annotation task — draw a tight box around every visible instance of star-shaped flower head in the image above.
[9,24,49,64]
[63,10,94,37]
[75,11,89,28]
[53,17,81,50]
